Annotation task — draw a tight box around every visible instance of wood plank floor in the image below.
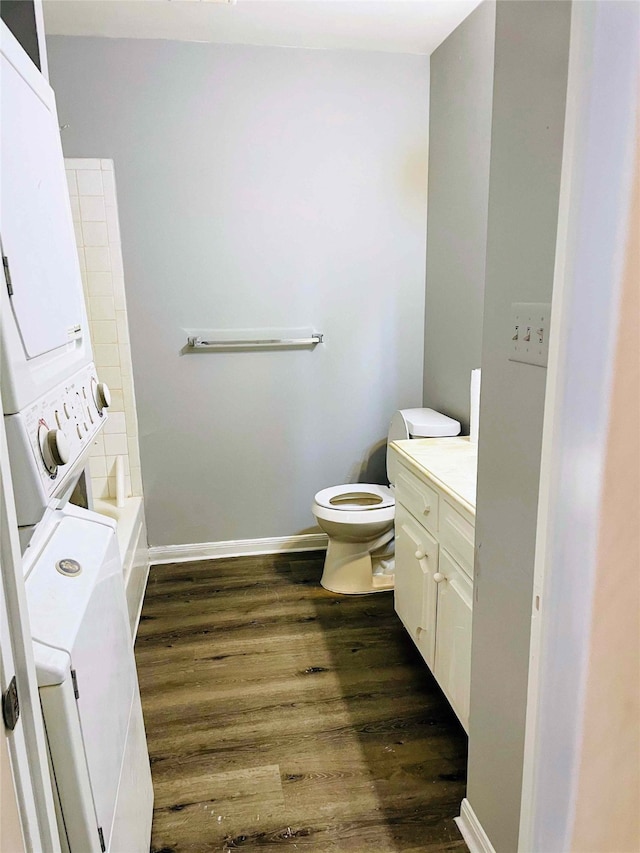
[135,551,468,853]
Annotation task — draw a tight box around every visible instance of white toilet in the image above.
[312,408,461,594]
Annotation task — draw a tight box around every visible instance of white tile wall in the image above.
[66,158,144,502]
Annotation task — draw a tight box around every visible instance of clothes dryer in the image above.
[1,25,152,853]
[1,23,92,414]
[1,23,110,540]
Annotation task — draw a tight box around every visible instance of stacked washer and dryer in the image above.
[1,22,152,853]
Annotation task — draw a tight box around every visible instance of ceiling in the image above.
[42,0,482,56]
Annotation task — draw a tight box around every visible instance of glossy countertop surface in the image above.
[390,436,478,515]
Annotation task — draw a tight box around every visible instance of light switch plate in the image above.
[509,303,551,367]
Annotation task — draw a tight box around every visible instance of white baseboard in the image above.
[455,799,496,853]
[127,556,150,641]
[148,533,328,565]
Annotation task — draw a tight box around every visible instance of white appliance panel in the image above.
[26,506,152,851]
[1,51,83,359]
[0,25,91,413]
[40,677,103,852]
[108,689,154,853]
[72,551,136,848]
[5,362,106,527]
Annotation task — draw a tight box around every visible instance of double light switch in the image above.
[509,303,551,368]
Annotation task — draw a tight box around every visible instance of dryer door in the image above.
[0,47,85,361]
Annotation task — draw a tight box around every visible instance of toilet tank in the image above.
[386,408,461,486]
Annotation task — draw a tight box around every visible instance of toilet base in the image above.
[320,537,394,595]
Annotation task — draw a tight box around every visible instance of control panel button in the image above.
[56,558,82,577]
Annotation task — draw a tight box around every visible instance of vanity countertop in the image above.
[390,436,478,516]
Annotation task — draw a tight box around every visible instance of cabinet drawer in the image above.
[395,467,439,534]
[440,499,475,578]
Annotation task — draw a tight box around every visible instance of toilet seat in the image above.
[314,484,395,511]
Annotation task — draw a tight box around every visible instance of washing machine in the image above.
[1,22,153,851]
[24,503,153,853]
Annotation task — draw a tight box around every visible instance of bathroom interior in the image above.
[0,1,638,852]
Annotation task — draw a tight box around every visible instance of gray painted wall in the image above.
[47,38,429,547]
[423,1,495,434]
[467,2,571,851]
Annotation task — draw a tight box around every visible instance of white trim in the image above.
[519,3,639,851]
[0,20,54,112]
[519,6,591,845]
[33,0,49,82]
[455,799,496,853]
[149,533,328,565]
[128,561,150,639]
[0,382,61,851]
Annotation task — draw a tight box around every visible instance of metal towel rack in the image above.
[185,332,323,352]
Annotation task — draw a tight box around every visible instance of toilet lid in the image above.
[314,484,395,511]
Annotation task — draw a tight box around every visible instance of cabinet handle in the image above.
[433,572,445,583]
[415,550,425,560]
[422,504,431,515]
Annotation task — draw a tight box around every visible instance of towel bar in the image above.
[186,333,323,351]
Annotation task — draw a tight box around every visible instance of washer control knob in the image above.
[44,429,70,468]
[94,382,111,414]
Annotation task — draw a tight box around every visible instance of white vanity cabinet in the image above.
[390,438,477,732]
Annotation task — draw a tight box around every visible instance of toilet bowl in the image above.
[313,484,396,594]
[312,408,460,594]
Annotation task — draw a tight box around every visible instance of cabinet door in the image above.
[434,549,473,732]
[394,504,438,669]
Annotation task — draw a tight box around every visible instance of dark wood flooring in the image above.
[135,551,468,852]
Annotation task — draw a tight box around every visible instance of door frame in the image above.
[0,373,60,849]
[518,2,639,850]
